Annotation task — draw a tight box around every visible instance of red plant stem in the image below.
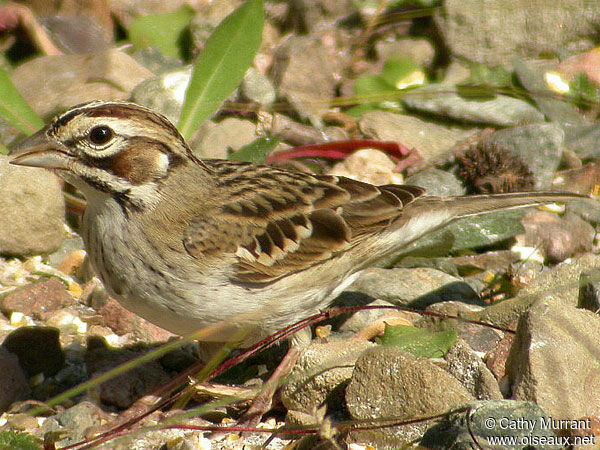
[265,140,412,164]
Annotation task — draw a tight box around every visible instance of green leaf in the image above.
[377,323,457,358]
[178,0,264,140]
[381,57,425,90]
[228,136,279,163]
[0,67,43,135]
[353,74,394,96]
[403,209,527,257]
[348,74,401,117]
[456,84,497,100]
[0,143,8,155]
[345,103,377,118]
[0,431,39,450]
[128,5,195,59]
[570,72,600,104]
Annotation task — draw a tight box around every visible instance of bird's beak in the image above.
[9,128,71,171]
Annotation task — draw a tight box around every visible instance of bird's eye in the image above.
[88,126,114,146]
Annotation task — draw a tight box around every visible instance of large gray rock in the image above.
[271,36,336,124]
[421,400,563,450]
[518,253,600,308]
[402,84,545,127]
[513,59,588,138]
[506,298,600,420]
[360,111,476,162]
[346,346,474,447]
[347,267,481,309]
[0,155,65,255]
[421,301,501,355]
[436,0,600,66]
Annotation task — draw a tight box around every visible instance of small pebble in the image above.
[10,312,34,327]
[58,250,87,275]
[328,149,403,185]
[510,244,545,264]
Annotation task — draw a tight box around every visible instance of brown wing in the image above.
[182,160,425,283]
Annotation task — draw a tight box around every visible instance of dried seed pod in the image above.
[456,141,535,194]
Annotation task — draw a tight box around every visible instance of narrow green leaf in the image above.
[345,103,377,118]
[466,62,512,89]
[228,136,279,163]
[0,67,43,135]
[377,324,457,358]
[128,5,195,59]
[456,62,513,100]
[178,0,264,140]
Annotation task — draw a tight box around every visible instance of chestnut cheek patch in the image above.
[110,144,170,185]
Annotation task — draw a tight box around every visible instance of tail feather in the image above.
[413,191,591,220]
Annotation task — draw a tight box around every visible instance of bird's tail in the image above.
[385,191,592,257]
[418,191,590,220]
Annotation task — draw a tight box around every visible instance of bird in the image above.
[10,100,591,422]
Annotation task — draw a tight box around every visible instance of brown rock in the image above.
[98,297,176,343]
[506,298,600,420]
[1,278,73,319]
[346,346,474,446]
[0,347,30,412]
[0,155,65,255]
[271,36,336,123]
[444,338,503,400]
[13,50,153,117]
[484,328,515,382]
[520,210,595,263]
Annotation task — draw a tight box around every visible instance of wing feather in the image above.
[182,160,425,283]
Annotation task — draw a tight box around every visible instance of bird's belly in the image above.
[85,228,332,341]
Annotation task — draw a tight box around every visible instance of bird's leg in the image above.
[237,327,312,428]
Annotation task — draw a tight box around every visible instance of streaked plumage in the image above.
[10,101,590,344]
